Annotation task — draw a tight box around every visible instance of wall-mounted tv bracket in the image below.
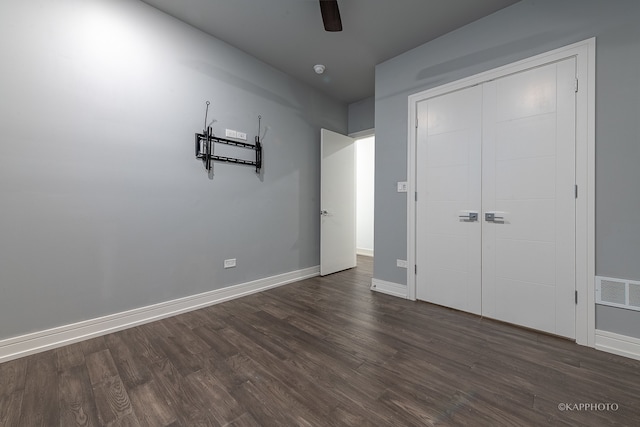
[195,101,262,173]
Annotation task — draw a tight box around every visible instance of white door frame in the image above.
[406,38,596,347]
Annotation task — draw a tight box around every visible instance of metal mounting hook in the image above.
[257,115,262,141]
[203,101,210,132]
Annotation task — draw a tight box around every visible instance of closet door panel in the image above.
[416,86,482,315]
[482,59,577,338]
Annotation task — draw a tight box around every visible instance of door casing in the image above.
[407,38,596,347]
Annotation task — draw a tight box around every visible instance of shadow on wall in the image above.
[415,32,569,81]
[183,60,298,110]
[182,59,345,131]
[376,30,587,103]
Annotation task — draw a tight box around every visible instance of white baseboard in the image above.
[371,278,408,299]
[356,248,374,257]
[0,266,319,364]
[595,330,640,361]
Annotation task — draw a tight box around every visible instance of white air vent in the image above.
[600,279,626,304]
[596,276,640,312]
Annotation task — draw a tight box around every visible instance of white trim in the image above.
[371,278,408,299]
[0,266,319,363]
[407,38,596,347]
[577,38,597,347]
[349,128,375,139]
[595,330,640,361]
[357,248,374,257]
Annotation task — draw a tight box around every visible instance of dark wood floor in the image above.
[1,256,640,426]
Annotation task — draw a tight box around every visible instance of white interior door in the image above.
[415,59,577,338]
[321,128,356,276]
[416,86,483,314]
[482,59,577,338]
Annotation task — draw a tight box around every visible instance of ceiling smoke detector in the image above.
[313,64,326,74]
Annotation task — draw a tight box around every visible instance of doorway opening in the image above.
[320,129,374,276]
[356,135,375,259]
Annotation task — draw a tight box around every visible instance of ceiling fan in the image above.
[319,0,343,32]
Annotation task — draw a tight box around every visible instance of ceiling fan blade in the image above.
[319,0,342,32]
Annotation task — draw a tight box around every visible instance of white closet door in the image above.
[481,58,577,338]
[416,86,483,314]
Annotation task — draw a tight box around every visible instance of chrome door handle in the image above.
[458,211,478,222]
[485,212,505,222]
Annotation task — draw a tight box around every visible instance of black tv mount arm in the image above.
[195,102,262,173]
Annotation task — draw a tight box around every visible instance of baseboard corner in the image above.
[370,278,408,299]
[595,329,640,361]
[356,248,374,257]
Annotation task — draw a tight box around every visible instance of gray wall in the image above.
[348,96,375,135]
[374,0,640,337]
[0,0,347,340]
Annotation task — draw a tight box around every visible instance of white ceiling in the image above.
[141,0,519,104]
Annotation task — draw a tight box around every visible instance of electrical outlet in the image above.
[224,258,236,269]
[225,129,237,138]
[236,131,247,141]
[396,259,408,268]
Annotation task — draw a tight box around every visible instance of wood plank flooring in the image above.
[2,256,640,426]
